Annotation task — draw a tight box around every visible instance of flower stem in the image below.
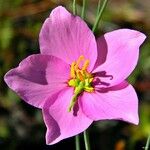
[145,135,150,150]
[81,0,87,19]
[96,0,101,16]
[84,130,90,150]
[75,135,80,150]
[92,0,108,33]
[73,0,77,15]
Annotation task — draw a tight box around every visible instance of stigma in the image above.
[68,55,94,112]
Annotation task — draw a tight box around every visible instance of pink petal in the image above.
[4,54,70,108]
[39,6,97,71]
[93,29,146,86]
[42,88,93,145]
[80,82,139,125]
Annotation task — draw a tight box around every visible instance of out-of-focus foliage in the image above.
[0,0,149,150]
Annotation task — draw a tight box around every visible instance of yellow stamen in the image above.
[82,59,90,71]
[70,62,76,78]
[84,87,94,92]
[76,70,84,81]
[89,78,94,83]
[68,55,94,112]
[75,55,84,70]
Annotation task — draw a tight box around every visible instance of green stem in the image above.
[96,0,101,16]
[145,135,150,150]
[75,135,80,150]
[84,130,90,150]
[81,0,87,19]
[73,0,77,15]
[92,0,108,33]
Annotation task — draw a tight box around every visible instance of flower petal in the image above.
[4,54,70,108]
[42,88,93,145]
[93,29,146,86]
[80,82,139,125]
[39,6,97,71]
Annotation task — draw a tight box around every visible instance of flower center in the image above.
[68,55,94,112]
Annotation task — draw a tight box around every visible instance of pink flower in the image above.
[4,6,146,145]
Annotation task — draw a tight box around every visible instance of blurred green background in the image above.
[0,0,149,150]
